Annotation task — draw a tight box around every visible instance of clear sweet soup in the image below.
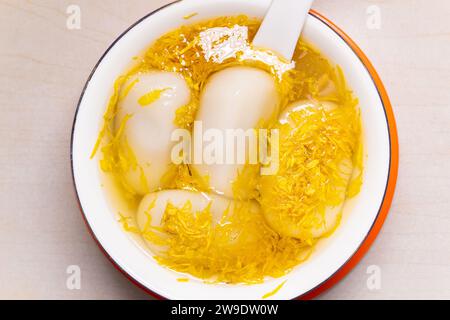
[92,16,363,284]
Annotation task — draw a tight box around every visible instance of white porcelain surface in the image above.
[72,0,391,300]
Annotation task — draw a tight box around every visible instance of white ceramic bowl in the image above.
[71,0,398,300]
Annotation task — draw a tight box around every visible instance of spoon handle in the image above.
[252,0,314,61]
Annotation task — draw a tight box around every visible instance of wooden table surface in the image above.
[1,0,449,299]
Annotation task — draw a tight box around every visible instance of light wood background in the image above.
[0,0,449,300]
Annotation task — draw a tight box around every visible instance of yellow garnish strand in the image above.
[174,97,199,129]
[183,12,198,20]
[160,164,210,193]
[347,138,364,198]
[232,164,260,200]
[90,76,126,159]
[177,278,190,282]
[262,280,287,299]
[119,78,139,101]
[138,88,170,107]
[118,213,140,234]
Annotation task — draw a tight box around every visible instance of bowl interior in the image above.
[72,0,391,300]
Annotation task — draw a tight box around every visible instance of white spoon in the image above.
[253,0,314,61]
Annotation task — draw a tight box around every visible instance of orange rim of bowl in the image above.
[299,10,399,300]
[71,5,399,300]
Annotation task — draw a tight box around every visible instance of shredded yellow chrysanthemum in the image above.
[135,200,312,284]
[138,88,170,107]
[259,68,362,242]
[98,16,364,284]
[160,163,210,192]
[97,112,143,201]
[140,15,262,130]
[232,164,261,200]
